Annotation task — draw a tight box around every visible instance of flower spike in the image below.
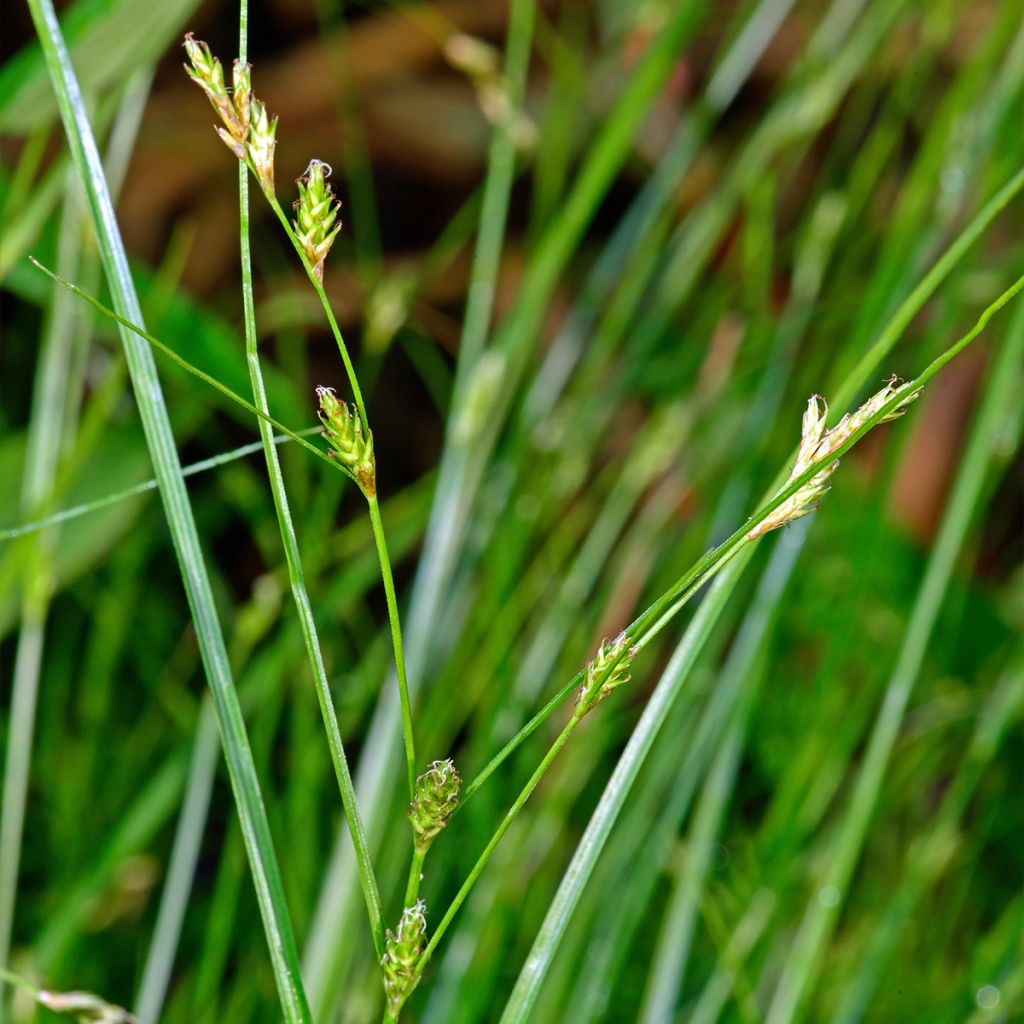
[408,759,461,853]
[577,632,637,714]
[748,377,922,540]
[316,386,375,496]
[294,159,342,282]
[183,34,248,159]
[247,98,278,198]
[381,901,428,1015]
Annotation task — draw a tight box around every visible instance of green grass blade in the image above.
[23,3,312,1018]
[28,259,339,473]
[0,433,318,542]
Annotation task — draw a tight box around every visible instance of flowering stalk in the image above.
[402,374,933,996]
[184,34,417,802]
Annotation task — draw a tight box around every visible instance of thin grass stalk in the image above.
[261,190,418,799]
[763,290,1024,1024]
[235,0,384,956]
[0,433,318,542]
[24,3,311,1019]
[28,261,335,470]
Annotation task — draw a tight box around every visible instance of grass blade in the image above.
[23,2,312,1018]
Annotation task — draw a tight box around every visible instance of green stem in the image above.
[237,0,384,960]
[29,259,338,473]
[367,494,417,800]
[263,186,417,801]
[404,846,427,909]
[266,193,367,425]
[0,432,320,542]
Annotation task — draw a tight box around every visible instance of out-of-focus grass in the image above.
[1,1,1022,1022]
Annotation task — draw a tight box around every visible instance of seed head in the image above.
[247,98,278,197]
[408,759,461,853]
[316,386,375,496]
[577,633,637,714]
[37,988,140,1023]
[183,35,248,159]
[294,160,342,282]
[381,901,427,1014]
[748,377,922,540]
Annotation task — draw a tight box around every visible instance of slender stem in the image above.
[367,494,417,800]
[404,846,427,909]
[262,186,418,799]
[0,432,320,542]
[29,260,339,472]
[265,193,368,425]
[237,0,385,959]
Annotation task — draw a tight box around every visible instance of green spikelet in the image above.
[408,759,461,853]
[381,900,427,1015]
[576,633,637,714]
[294,160,342,282]
[316,386,375,496]
[247,97,278,198]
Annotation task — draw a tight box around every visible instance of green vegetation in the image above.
[1,1,1021,1022]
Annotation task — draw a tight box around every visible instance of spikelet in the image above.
[408,759,461,853]
[183,35,248,159]
[247,97,278,197]
[316,386,375,496]
[748,377,922,540]
[576,632,637,714]
[294,160,342,283]
[381,901,427,1015]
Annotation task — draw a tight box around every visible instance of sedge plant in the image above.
[8,4,1022,1022]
